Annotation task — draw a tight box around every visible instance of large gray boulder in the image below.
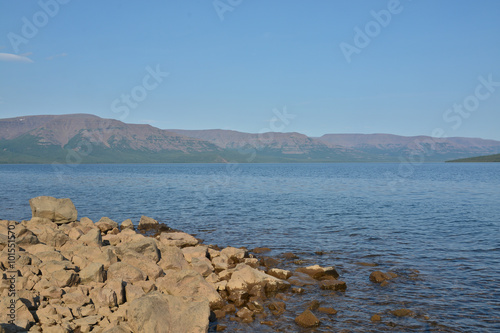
[29,196,77,224]
[127,292,209,333]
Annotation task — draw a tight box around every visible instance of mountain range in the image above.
[1,114,500,163]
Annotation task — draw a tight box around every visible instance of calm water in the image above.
[1,163,499,332]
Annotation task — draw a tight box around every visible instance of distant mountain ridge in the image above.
[1,113,500,163]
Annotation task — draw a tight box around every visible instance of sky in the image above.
[1,0,499,140]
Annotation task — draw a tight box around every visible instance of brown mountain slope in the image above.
[169,129,339,154]
[0,114,221,153]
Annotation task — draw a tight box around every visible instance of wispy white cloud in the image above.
[0,53,33,63]
[46,52,68,60]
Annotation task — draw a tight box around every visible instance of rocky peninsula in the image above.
[1,196,410,332]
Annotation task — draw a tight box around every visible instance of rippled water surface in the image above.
[1,163,499,332]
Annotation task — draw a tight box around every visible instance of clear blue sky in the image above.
[1,0,499,140]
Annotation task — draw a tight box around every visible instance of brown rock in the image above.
[227,290,249,307]
[319,280,347,291]
[252,247,271,254]
[79,228,102,247]
[220,247,247,260]
[79,262,105,284]
[90,287,117,308]
[288,272,317,287]
[295,309,320,328]
[68,228,84,240]
[244,258,260,268]
[267,268,292,280]
[370,271,387,283]
[107,262,145,284]
[51,269,80,288]
[222,303,236,313]
[62,290,91,307]
[182,245,209,263]
[127,292,209,333]
[158,245,189,271]
[29,196,77,224]
[213,309,226,319]
[40,286,64,300]
[236,307,254,319]
[120,219,134,231]
[125,283,146,303]
[138,215,159,228]
[260,256,279,268]
[356,262,378,267]
[212,255,229,271]
[191,257,215,277]
[104,279,125,305]
[371,314,382,321]
[159,231,198,247]
[391,309,414,317]
[156,269,223,309]
[116,237,160,263]
[268,301,286,316]
[318,307,337,315]
[307,300,320,311]
[282,252,299,260]
[121,254,163,282]
[247,299,265,313]
[80,217,94,227]
[95,217,119,234]
[226,263,290,293]
[296,265,339,280]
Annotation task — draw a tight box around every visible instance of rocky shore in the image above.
[0,196,413,332]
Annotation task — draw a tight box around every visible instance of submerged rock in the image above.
[319,280,347,291]
[295,309,320,328]
[369,271,397,284]
[391,309,414,317]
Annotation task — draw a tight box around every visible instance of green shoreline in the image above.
[446,153,500,162]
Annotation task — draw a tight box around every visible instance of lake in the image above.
[1,163,499,332]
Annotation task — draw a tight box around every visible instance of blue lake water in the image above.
[1,163,499,332]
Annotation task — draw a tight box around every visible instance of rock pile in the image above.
[0,196,353,332]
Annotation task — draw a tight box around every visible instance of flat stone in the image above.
[107,262,145,283]
[319,280,347,291]
[391,309,414,317]
[160,232,198,247]
[252,247,271,254]
[127,292,209,333]
[318,307,337,315]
